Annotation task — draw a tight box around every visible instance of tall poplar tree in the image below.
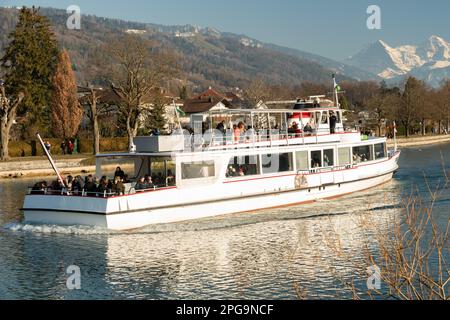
[51,49,83,139]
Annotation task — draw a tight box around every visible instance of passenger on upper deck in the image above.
[216,120,226,134]
[289,122,301,137]
[329,111,337,134]
[304,123,313,135]
[233,124,240,142]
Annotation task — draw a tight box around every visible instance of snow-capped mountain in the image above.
[346,36,449,87]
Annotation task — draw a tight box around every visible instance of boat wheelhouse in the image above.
[23,97,400,230]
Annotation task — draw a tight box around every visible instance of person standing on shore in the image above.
[67,140,74,155]
[60,141,66,155]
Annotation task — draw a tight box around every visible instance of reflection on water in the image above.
[0,143,449,299]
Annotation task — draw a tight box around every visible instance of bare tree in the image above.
[243,78,272,108]
[78,85,109,155]
[0,83,24,160]
[106,34,176,148]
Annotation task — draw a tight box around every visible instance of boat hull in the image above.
[23,170,395,230]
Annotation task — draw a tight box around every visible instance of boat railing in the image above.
[297,163,353,176]
[203,127,335,149]
[26,184,173,198]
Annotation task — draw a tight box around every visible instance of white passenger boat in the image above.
[22,88,401,230]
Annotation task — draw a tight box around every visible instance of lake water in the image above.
[0,143,449,300]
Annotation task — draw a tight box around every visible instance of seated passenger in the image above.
[233,124,240,142]
[135,177,149,191]
[65,175,74,193]
[112,176,125,196]
[303,123,313,134]
[97,177,111,196]
[83,175,98,195]
[166,170,176,186]
[146,176,155,189]
[50,180,63,192]
[72,176,83,195]
[32,181,47,194]
[311,155,321,168]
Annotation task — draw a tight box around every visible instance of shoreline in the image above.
[1,135,449,180]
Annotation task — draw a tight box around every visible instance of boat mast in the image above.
[36,133,66,187]
[332,74,339,108]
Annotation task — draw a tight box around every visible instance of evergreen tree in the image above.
[178,85,188,100]
[148,91,167,133]
[339,95,350,110]
[51,49,83,139]
[0,7,59,130]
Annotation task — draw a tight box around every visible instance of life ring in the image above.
[295,173,308,189]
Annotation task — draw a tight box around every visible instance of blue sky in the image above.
[1,0,449,60]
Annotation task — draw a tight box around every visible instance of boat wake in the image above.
[2,222,110,235]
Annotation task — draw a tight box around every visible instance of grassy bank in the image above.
[387,134,450,148]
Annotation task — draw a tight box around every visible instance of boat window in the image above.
[321,112,328,124]
[314,112,321,125]
[226,155,260,178]
[295,151,309,171]
[323,149,334,167]
[150,157,176,186]
[181,161,215,180]
[352,145,373,164]
[311,150,322,168]
[261,153,293,174]
[336,111,341,124]
[97,157,139,181]
[338,147,351,166]
[374,143,387,159]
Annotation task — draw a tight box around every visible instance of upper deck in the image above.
[133,107,359,154]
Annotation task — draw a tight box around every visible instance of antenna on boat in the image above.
[332,74,339,108]
[393,121,398,152]
[36,132,66,187]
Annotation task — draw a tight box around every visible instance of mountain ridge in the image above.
[0,6,379,92]
[346,36,450,87]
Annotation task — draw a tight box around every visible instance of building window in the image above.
[323,149,334,167]
[311,150,322,168]
[352,145,373,164]
[262,153,293,174]
[181,161,215,180]
[338,147,351,166]
[295,151,309,171]
[226,155,260,177]
[374,143,386,159]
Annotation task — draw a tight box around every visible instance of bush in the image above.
[8,137,129,158]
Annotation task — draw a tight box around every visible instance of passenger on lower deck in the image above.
[83,175,98,195]
[112,176,125,196]
[31,181,47,194]
[135,177,148,191]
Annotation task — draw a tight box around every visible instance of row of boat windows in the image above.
[181,142,387,180]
